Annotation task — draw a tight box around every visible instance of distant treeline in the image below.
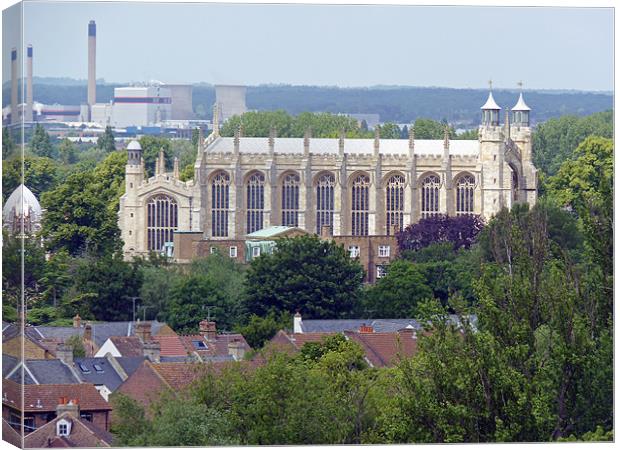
[3,81,612,126]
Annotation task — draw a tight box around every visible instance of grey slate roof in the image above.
[74,357,125,391]
[6,367,36,384]
[300,319,423,333]
[115,356,146,378]
[23,359,81,384]
[2,354,18,377]
[34,321,166,348]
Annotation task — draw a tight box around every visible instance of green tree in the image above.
[67,254,142,321]
[532,110,612,177]
[235,311,292,349]
[455,128,478,140]
[412,118,455,139]
[362,259,433,318]
[2,126,16,159]
[110,393,150,446]
[97,126,116,153]
[191,127,201,147]
[179,164,194,181]
[139,136,172,176]
[2,156,58,202]
[29,124,54,158]
[379,122,401,139]
[58,139,77,164]
[221,110,294,137]
[40,151,126,256]
[243,235,364,319]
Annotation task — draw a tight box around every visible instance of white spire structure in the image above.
[481,79,500,126]
[511,81,531,127]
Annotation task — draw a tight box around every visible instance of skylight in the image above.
[78,363,90,373]
[93,364,104,373]
[192,340,208,349]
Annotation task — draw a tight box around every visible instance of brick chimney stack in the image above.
[56,343,74,366]
[199,320,217,341]
[142,341,161,363]
[56,398,79,418]
[227,339,245,361]
[135,321,152,343]
[83,323,93,342]
[359,324,374,333]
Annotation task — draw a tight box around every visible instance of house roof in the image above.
[180,334,251,360]
[299,318,423,333]
[2,418,22,448]
[34,320,168,348]
[246,226,305,239]
[2,379,111,412]
[206,136,479,157]
[114,356,145,378]
[2,354,18,377]
[109,336,143,357]
[152,335,189,357]
[23,412,113,448]
[73,357,125,391]
[8,359,82,385]
[345,330,418,367]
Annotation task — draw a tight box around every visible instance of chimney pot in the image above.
[293,312,303,334]
[73,314,81,329]
[359,324,374,334]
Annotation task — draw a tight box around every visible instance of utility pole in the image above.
[140,305,154,321]
[129,297,140,323]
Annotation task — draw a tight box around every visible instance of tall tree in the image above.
[29,124,54,158]
[139,136,172,176]
[58,138,78,164]
[244,235,364,319]
[97,126,116,153]
[2,156,58,202]
[2,126,16,159]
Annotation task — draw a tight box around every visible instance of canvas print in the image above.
[1,1,614,447]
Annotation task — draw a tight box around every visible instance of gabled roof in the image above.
[2,418,22,448]
[108,336,143,357]
[180,334,251,360]
[345,330,418,367]
[299,318,422,333]
[152,335,188,357]
[23,412,113,448]
[2,379,111,412]
[74,357,125,391]
[6,359,81,385]
[2,354,19,377]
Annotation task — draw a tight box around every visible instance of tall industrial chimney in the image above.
[26,45,33,122]
[87,20,96,109]
[10,48,18,124]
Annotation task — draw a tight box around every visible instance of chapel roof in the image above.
[2,184,43,223]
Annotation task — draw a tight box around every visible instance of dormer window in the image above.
[57,419,71,436]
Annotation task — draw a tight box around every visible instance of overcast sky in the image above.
[2,1,614,91]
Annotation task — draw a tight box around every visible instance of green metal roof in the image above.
[246,226,298,239]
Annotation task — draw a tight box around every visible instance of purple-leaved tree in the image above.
[396,214,485,252]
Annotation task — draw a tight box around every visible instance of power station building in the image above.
[118,90,538,263]
[215,85,247,122]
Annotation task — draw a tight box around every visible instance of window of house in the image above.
[210,246,217,254]
[348,245,360,258]
[378,245,391,257]
[57,419,71,436]
[376,265,388,279]
[252,246,261,258]
[229,246,237,258]
[80,412,93,422]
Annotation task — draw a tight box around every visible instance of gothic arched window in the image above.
[421,174,440,218]
[147,194,178,251]
[386,174,405,234]
[246,172,265,234]
[456,174,475,215]
[281,173,300,227]
[351,174,370,236]
[211,171,230,237]
[316,172,335,234]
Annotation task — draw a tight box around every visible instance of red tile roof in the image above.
[179,334,251,359]
[345,330,418,367]
[23,412,113,448]
[109,336,143,357]
[153,335,189,357]
[2,379,111,413]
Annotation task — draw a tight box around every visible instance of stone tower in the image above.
[509,84,537,205]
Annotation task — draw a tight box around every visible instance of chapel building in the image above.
[118,89,537,260]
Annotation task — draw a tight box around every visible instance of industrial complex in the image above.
[2,20,246,140]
